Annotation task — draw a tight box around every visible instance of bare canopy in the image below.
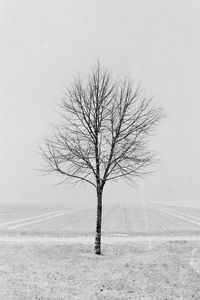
[39,62,164,254]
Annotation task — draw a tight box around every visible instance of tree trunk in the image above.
[94,187,103,255]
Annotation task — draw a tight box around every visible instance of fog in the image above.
[1,0,199,207]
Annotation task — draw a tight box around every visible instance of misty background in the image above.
[0,0,199,207]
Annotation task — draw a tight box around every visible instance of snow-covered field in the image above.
[1,203,200,299]
[1,202,200,235]
[1,241,200,299]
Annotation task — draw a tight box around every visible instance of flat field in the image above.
[1,202,200,236]
[1,240,200,299]
[1,203,200,299]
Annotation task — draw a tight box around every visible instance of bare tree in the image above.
[39,62,164,255]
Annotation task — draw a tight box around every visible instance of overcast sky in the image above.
[0,0,199,207]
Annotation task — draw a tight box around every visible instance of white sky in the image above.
[0,0,200,207]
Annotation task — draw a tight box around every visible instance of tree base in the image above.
[94,232,101,255]
[94,248,102,255]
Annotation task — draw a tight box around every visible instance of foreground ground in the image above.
[1,240,200,299]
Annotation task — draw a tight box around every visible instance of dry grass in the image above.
[0,241,200,299]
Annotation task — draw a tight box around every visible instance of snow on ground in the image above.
[1,202,200,235]
[1,203,200,299]
[0,241,200,299]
